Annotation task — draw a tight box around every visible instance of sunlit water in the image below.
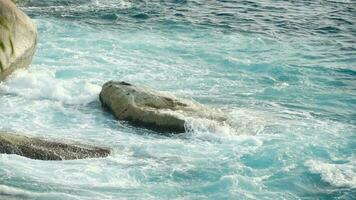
[1,0,355,199]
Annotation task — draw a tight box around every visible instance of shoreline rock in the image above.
[100,81,227,133]
[0,132,111,160]
[11,0,23,4]
[0,0,37,81]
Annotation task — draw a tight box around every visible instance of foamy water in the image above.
[0,0,355,199]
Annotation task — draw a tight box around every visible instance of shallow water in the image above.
[1,0,356,199]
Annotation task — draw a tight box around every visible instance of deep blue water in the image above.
[0,0,355,199]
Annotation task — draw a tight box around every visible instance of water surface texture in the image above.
[1,0,356,199]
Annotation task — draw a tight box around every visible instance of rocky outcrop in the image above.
[0,132,110,160]
[100,81,226,133]
[11,0,23,4]
[0,0,37,81]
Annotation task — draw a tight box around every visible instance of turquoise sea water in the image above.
[1,0,355,199]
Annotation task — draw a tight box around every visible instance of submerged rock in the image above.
[0,132,110,160]
[100,81,226,133]
[0,0,37,81]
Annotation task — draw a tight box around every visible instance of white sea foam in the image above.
[156,106,266,136]
[23,0,132,12]
[306,159,356,188]
[0,69,101,105]
[0,184,95,200]
[185,117,234,135]
[183,107,266,136]
[0,185,34,199]
[226,108,266,135]
[92,0,132,9]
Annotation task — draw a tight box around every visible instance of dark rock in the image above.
[0,132,110,160]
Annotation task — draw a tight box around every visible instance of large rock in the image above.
[11,0,23,4]
[0,0,37,81]
[100,81,226,133]
[0,132,110,160]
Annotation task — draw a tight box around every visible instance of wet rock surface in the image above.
[100,81,226,133]
[0,132,110,160]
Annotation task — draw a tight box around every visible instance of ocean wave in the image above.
[0,69,101,105]
[306,159,356,188]
[22,0,132,11]
[156,107,267,136]
[0,184,99,200]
